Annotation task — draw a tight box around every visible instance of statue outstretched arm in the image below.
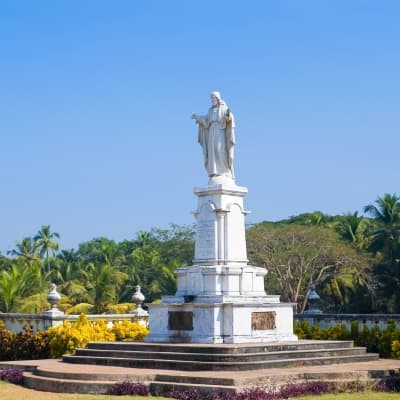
[192,113,207,128]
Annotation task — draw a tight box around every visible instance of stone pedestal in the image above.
[146,179,297,343]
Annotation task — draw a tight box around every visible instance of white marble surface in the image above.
[146,301,297,344]
[174,265,267,297]
[193,182,248,265]
[192,92,235,180]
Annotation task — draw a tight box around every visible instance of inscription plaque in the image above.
[168,311,193,331]
[195,219,215,259]
[251,311,276,330]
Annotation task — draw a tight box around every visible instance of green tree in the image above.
[54,249,91,306]
[363,194,400,312]
[364,193,400,262]
[334,212,370,249]
[7,237,40,264]
[34,225,60,273]
[284,211,334,226]
[0,260,45,312]
[247,223,372,313]
[87,262,128,313]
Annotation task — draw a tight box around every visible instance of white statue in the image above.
[192,92,235,181]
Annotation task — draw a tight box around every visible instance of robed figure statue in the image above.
[192,91,235,181]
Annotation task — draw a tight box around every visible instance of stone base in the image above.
[146,300,297,344]
[175,264,267,298]
[146,180,298,344]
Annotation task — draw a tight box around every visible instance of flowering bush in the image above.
[47,314,115,357]
[0,368,24,385]
[47,314,149,357]
[111,320,149,341]
[377,377,400,392]
[163,382,333,400]
[392,340,400,358]
[106,381,150,395]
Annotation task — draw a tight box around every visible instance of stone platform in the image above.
[2,356,400,394]
[62,340,377,371]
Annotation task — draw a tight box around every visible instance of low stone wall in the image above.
[0,313,147,333]
[3,312,400,334]
[296,313,400,330]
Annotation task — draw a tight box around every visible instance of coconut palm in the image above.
[52,249,91,306]
[33,225,60,273]
[363,194,400,312]
[363,193,400,262]
[7,237,40,264]
[87,262,128,313]
[334,212,370,249]
[0,260,44,312]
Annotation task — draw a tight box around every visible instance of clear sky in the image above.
[1,1,399,254]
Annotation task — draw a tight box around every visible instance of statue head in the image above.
[210,91,222,106]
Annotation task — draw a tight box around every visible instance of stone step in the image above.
[32,367,235,386]
[151,374,235,386]
[63,353,379,371]
[11,357,400,395]
[72,346,368,363]
[31,367,151,382]
[23,372,117,394]
[86,340,354,354]
[150,380,237,395]
[23,371,237,395]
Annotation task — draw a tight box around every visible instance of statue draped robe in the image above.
[197,102,235,179]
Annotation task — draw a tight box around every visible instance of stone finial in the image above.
[304,284,322,314]
[131,285,145,310]
[130,285,148,321]
[47,283,61,309]
[43,283,64,316]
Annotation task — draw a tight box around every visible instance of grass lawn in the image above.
[1,382,400,400]
[0,381,169,400]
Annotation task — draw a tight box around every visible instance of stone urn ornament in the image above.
[47,283,61,309]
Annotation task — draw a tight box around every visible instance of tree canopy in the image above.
[1,193,399,314]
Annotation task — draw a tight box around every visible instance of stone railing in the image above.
[0,312,149,333]
[3,311,400,334]
[0,283,149,333]
[296,313,400,330]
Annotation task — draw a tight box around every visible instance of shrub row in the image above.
[294,320,400,358]
[47,314,149,357]
[0,315,149,360]
[0,322,50,361]
[107,379,400,399]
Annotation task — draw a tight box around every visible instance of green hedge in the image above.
[295,320,400,358]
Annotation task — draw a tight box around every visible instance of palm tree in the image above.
[334,212,370,249]
[0,261,44,312]
[363,193,400,262]
[87,262,128,313]
[364,194,400,312]
[33,225,60,273]
[7,237,40,264]
[52,249,91,306]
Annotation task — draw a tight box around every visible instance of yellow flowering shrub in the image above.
[47,314,115,357]
[392,340,400,359]
[111,320,149,341]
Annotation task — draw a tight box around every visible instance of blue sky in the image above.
[1,1,399,254]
